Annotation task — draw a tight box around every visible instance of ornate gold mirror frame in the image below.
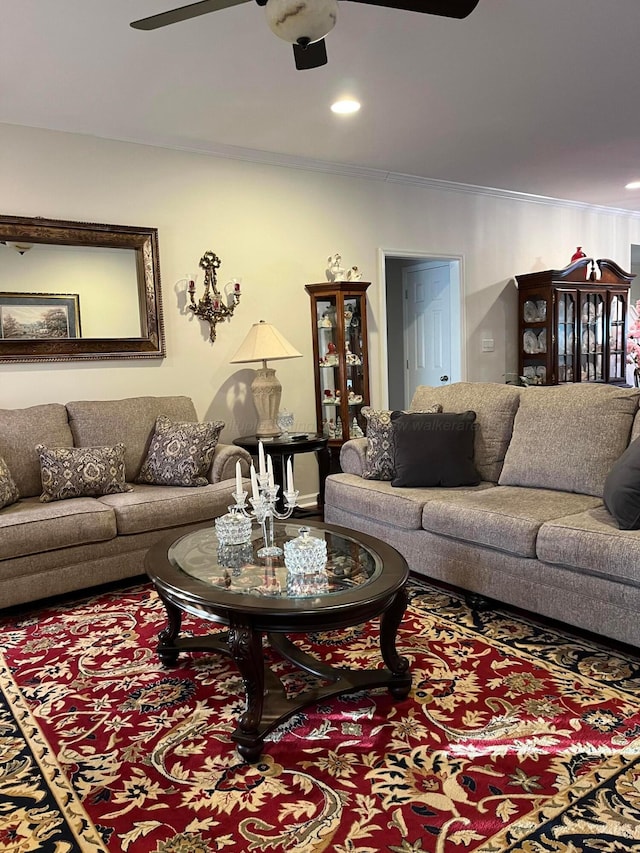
[0,215,165,362]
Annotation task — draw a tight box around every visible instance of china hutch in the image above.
[305,281,370,468]
[515,258,634,386]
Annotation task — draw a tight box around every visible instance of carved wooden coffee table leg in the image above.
[228,615,266,763]
[380,587,412,699]
[157,596,182,667]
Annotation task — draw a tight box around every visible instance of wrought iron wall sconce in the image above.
[187,250,241,342]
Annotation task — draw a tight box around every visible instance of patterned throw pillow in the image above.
[0,455,20,509]
[36,443,132,503]
[136,416,224,487]
[361,405,442,481]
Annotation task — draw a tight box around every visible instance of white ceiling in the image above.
[3,0,640,212]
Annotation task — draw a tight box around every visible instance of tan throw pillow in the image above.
[136,416,224,487]
[362,405,441,480]
[0,455,20,509]
[36,443,132,503]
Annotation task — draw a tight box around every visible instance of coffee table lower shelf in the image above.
[156,596,412,763]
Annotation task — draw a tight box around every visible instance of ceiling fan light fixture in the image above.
[265,0,337,44]
[331,98,361,115]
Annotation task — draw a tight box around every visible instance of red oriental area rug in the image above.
[2,578,640,852]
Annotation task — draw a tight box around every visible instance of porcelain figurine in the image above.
[326,253,346,282]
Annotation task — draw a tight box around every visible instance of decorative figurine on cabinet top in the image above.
[326,254,346,282]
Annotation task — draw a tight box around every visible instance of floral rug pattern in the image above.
[2,579,640,851]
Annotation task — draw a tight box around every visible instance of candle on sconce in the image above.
[250,465,260,501]
[235,460,243,497]
[258,441,266,478]
[267,455,274,490]
[286,459,294,494]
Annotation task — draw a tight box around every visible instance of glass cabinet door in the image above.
[521,291,549,384]
[556,291,576,382]
[579,292,605,382]
[608,292,627,383]
[343,296,367,438]
[315,295,343,438]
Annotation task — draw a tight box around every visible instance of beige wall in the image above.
[2,122,640,494]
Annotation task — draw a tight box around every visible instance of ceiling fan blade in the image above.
[130,0,249,30]
[347,0,479,18]
[293,39,328,70]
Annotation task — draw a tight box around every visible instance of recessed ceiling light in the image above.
[331,99,361,115]
[625,181,640,190]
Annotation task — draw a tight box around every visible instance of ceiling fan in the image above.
[131,0,480,70]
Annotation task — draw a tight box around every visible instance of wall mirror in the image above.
[0,215,165,362]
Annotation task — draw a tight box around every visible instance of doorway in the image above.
[380,251,464,410]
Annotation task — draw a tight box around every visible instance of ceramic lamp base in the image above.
[252,366,282,437]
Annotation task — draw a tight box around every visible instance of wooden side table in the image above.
[233,434,330,515]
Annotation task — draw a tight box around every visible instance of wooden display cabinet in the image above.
[305,281,370,468]
[515,258,633,386]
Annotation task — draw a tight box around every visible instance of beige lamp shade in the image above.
[230,320,302,365]
[230,320,302,438]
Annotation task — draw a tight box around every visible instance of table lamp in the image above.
[230,320,302,437]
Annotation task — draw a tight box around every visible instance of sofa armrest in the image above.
[339,438,368,477]
[209,443,253,484]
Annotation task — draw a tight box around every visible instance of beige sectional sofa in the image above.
[325,382,640,648]
[0,396,252,609]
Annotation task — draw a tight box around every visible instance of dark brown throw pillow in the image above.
[391,410,480,488]
[361,405,442,481]
[136,416,224,487]
[603,436,640,529]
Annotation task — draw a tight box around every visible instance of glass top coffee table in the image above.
[145,520,412,762]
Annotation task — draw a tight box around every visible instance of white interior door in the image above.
[403,262,452,399]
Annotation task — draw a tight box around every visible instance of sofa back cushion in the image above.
[66,396,199,481]
[499,384,639,496]
[0,403,74,498]
[409,382,521,482]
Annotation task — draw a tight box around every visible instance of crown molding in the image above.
[8,122,640,219]
[152,137,640,219]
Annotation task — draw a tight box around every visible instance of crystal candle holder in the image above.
[215,506,252,546]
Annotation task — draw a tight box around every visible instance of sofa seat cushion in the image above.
[324,473,494,531]
[0,497,117,561]
[0,403,74,498]
[420,486,603,558]
[499,384,639,497]
[66,396,200,482]
[536,506,640,586]
[409,382,521,483]
[97,482,237,535]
